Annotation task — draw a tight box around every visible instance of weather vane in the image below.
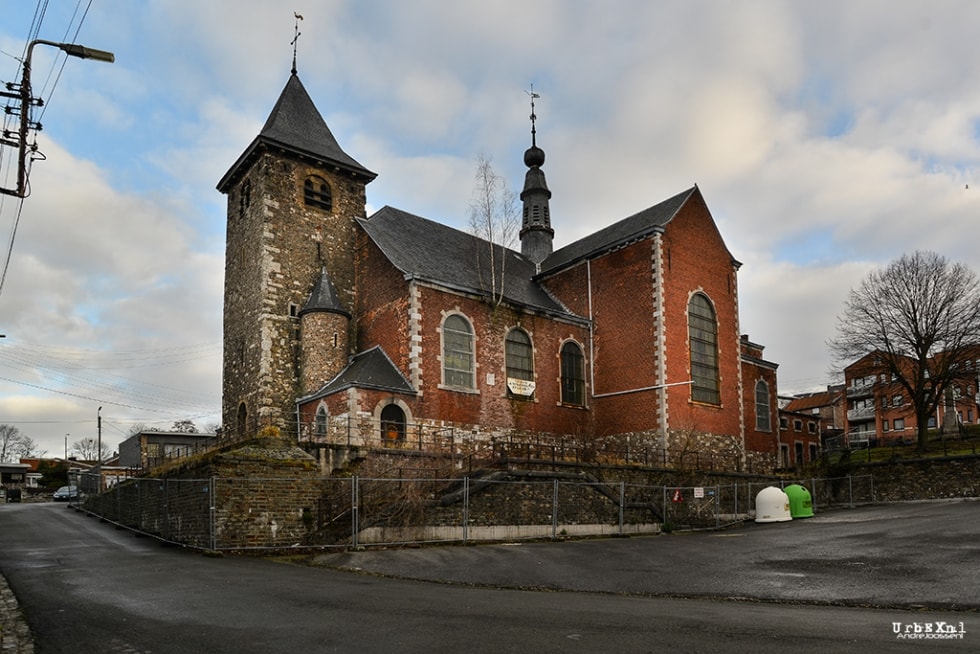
[291,12,304,75]
[525,84,540,146]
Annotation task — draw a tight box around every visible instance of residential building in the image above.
[843,350,980,447]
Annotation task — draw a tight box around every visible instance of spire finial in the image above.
[291,12,304,75]
[525,84,540,147]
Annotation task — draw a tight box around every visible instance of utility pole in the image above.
[1,39,114,198]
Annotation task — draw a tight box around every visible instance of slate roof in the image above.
[540,187,696,274]
[358,206,578,318]
[300,267,350,318]
[217,73,376,192]
[302,346,416,400]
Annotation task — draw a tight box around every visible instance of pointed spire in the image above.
[217,72,376,192]
[520,85,554,265]
[300,267,351,319]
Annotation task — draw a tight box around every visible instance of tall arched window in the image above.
[688,293,720,405]
[755,380,771,431]
[315,405,328,439]
[560,341,585,406]
[442,314,475,389]
[505,328,534,398]
[303,175,332,211]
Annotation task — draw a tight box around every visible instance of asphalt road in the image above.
[0,501,977,653]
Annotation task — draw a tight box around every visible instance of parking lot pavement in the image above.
[315,499,980,610]
[0,572,33,653]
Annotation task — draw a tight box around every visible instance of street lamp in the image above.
[1,39,114,198]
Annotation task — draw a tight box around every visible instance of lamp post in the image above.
[1,39,114,198]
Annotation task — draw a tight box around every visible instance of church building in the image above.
[217,70,782,473]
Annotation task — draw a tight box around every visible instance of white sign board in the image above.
[507,378,536,396]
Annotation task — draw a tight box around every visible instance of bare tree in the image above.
[0,424,28,462]
[13,435,45,459]
[830,251,980,450]
[71,437,113,462]
[127,423,149,436]
[171,419,198,433]
[469,153,519,308]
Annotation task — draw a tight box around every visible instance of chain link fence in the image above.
[77,471,875,551]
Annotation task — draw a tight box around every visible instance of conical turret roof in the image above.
[299,267,350,319]
[218,73,376,192]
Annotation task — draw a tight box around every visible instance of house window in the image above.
[795,442,804,465]
[505,328,534,399]
[894,418,905,431]
[809,443,819,462]
[780,416,788,430]
[315,406,327,438]
[882,419,889,432]
[794,419,803,431]
[807,422,817,434]
[688,293,720,404]
[755,380,770,431]
[442,314,475,389]
[303,175,332,210]
[892,394,902,406]
[560,341,585,406]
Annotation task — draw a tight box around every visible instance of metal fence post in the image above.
[552,479,559,539]
[209,476,217,551]
[849,475,854,508]
[462,476,469,544]
[618,482,625,535]
[351,475,359,548]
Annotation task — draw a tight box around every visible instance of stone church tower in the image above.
[216,71,376,438]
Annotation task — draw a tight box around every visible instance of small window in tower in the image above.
[239,179,251,219]
[304,176,332,211]
[332,332,338,348]
[289,303,299,318]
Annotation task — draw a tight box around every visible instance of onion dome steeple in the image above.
[520,86,554,265]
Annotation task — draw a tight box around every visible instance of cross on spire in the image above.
[291,12,304,75]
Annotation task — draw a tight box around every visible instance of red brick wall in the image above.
[659,191,742,440]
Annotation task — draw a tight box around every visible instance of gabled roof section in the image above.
[301,346,415,400]
[358,206,578,318]
[300,267,350,319]
[539,187,696,274]
[218,73,376,192]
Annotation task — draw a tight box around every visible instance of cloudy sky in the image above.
[1,1,978,458]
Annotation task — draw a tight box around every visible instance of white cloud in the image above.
[4,0,980,455]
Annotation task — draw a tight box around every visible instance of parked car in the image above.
[53,485,81,502]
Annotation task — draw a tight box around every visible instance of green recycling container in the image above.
[784,484,814,518]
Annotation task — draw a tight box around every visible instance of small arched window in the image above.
[560,341,585,406]
[442,314,475,389]
[755,380,771,431]
[688,293,720,405]
[505,328,534,398]
[380,403,407,442]
[303,175,332,211]
[237,402,248,439]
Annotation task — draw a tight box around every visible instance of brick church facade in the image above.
[217,71,784,472]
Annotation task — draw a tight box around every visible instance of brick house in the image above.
[217,71,785,472]
[843,350,980,447]
[776,408,822,468]
[783,385,846,449]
